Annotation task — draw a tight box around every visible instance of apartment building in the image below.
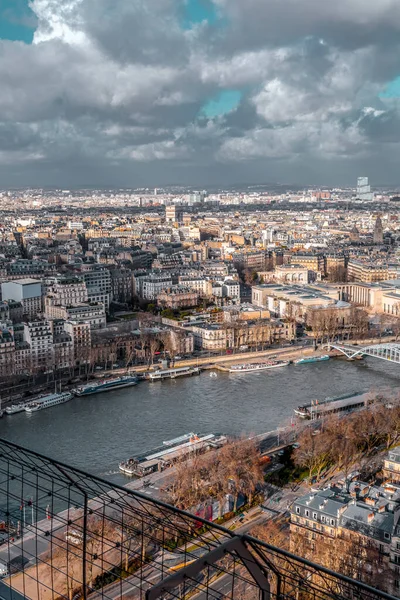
[234,319,295,348]
[233,250,267,270]
[14,341,31,375]
[140,274,173,300]
[347,259,394,283]
[23,320,53,372]
[53,332,74,369]
[80,264,112,296]
[64,321,91,365]
[291,475,400,595]
[190,324,233,350]
[324,253,346,276]
[1,279,42,319]
[45,302,106,329]
[0,323,15,377]
[290,253,325,272]
[0,299,23,323]
[222,280,240,300]
[178,276,213,298]
[4,259,54,280]
[383,448,400,483]
[157,286,199,309]
[46,276,88,306]
[109,268,133,304]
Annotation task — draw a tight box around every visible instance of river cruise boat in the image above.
[5,403,26,415]
[25,392,73,413]
[74,375,138,396]
[148,366,200,381]
[294,354,330,365]
[229,360,290,373]
[294,391,368,419]
[119,432,227,477]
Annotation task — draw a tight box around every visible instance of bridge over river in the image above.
[326,342,400,364]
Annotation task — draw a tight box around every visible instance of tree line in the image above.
[293,394,400,482]
[167,437,263,516]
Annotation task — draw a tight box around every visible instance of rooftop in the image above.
[4,278,41,285]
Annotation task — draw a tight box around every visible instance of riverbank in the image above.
[2,353,400,478]
[116,344,319,374]
[1,335,395,410]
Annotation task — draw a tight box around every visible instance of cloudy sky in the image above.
[1,0,400,188]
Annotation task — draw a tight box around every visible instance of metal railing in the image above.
[0,437,397,600]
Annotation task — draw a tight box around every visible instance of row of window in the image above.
[295,506,336,526]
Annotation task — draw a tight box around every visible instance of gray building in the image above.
[1,279,42,319]
[291,475,400,594]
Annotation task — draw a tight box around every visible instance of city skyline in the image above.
[1,0,400,187]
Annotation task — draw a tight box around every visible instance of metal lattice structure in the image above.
[0,437,397,600]
[326,342,400,363]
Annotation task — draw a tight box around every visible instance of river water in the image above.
[1,358,400,483]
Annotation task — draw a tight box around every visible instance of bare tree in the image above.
[293,428,330,482]
[327,265,348,283]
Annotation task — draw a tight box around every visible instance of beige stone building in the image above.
[157,286,199,309]
[347,259,396,283]
[336,280,400,314]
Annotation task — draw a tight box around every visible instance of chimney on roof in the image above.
[367,513,375,523]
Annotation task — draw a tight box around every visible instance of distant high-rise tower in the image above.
[356,177,374,201]
[373,215,383,244]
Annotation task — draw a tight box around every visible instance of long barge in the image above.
[74,375,138,396]
[25,392,73,413]
[294,391,369,419]
[119,432,227,477]
[147,366,200,381]
[229,360,290,373]
[294,354,330,365]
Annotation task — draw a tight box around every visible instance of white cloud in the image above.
[0,0,399,184]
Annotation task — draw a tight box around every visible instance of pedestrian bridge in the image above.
[326,342,400,364]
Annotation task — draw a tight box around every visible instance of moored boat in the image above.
[294,354,330,365]
[5,403,26,415]
[228,360,290,373]
[147,366,200,381]
[74,375,138,396]
[25,392,73,413]
[294,391,368,419]
[119,432,227,477]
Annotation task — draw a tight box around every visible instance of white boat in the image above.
[148,367,200,381]
[229,360,290,373]
[25,392,73,413]
[5,403,26,415]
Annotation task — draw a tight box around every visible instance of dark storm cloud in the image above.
[0,0,400,186]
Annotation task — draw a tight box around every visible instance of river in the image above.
[1,357,400,483]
